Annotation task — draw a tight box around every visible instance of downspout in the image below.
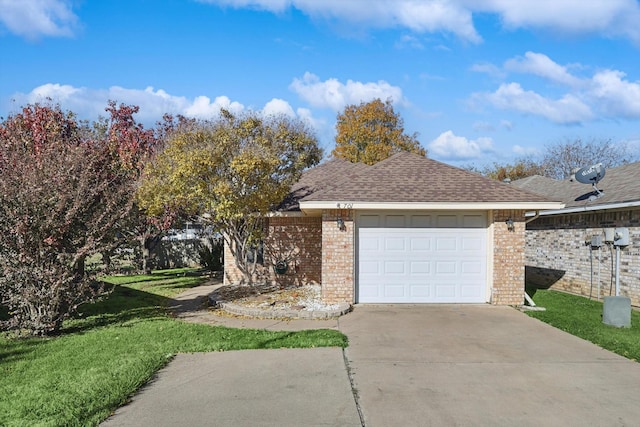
[524,210,540,224]
[523,211,545,310]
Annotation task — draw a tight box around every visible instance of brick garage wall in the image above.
[223,216,322,287]
[525,209,640,307]
[492,209,526,305]
[321,209,354,304]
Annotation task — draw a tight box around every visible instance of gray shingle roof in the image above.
[511,161,640,209]
[300,152,555,204]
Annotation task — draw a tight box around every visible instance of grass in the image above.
[0,269,347,427]
[526,290,640,361]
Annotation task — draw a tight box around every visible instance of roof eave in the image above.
[299,201,565,212]
[530,200,640,216]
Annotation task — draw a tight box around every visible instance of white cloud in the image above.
[262,98,296,117]
[504,51,583,87]
[201,0,481,43]
[470,0,640,43]
[470,62,506,78]
[395,34,424,50]
[512,144,540,156]
[0,0,78,39]
[588,70,640,118]
[428,130,494,160]
[10,84,318,128]
[289,72,406,111]
[201,0,640,44]
[473,121,495,132]
[471,52,640,124]
[500,120,513,130]
[475,82,593,124]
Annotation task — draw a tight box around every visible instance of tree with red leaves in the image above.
[0,102,161,336]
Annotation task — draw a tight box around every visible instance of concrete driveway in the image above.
[102,304,640,427]
[339,304,640,426]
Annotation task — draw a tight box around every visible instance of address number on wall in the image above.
[336,203,353,209]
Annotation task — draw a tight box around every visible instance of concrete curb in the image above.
[209,293,352,320]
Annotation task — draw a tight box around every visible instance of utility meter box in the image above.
[614,227,630,247]
[604,228,615,243]
[591,235,603,248]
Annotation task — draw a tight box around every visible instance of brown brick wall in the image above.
[525,209,640,307]
[492,209,526,305]
[321,209,355,304]
[223,216,322,287]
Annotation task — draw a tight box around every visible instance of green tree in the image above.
[332,98,426,165]
[137,110,322,284]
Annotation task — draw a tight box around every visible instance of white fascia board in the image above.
[530,200,640,216]
[299,201,565,211]
[265,211,307,217]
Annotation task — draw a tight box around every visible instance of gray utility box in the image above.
[603,296,631,328]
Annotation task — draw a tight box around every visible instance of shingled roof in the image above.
[300,152,555,204]
[511,161,640,209]
[277,158,369,211]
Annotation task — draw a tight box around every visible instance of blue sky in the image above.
[2,0,640,167]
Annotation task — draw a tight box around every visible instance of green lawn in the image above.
[0,269,348,427]
[526,290,640,362]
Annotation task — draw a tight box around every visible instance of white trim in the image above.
[265,211,307,217]
[300,201,564,211]
[529,200,640,216]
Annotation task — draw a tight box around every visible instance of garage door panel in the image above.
[357,212,487,303]
[409,261,430,274]
[462,237,483,251]
[435,261,456,274]
[385,215,406,227]
[410,285,431,297]
[384,261,405,274]
[435,284,457,298]
[384,284,406,298]
[435,237,457,251]
[385,237,405,251]
[410,215,432,227]
[360,260,380,275]
[461,261,482,274]
[410,237,431,251]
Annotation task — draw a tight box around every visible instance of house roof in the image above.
[290,152,562,212]
[276,158,369,211]
[511,161,640,213]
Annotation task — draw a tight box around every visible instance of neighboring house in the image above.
[224,152,563,305]
[512,162,640,307]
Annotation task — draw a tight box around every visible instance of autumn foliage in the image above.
[332,98,426,165]
[137,110,322,284]
[0,102,159,335]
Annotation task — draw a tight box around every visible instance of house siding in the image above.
[223,216,322,287]
[321,209,355,304]
[525,208,640,307]
[492,209,527,305]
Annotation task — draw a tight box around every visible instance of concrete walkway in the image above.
[102,285,640,427]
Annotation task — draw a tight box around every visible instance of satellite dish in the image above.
[575,163,605,184]
[574,163,605,196]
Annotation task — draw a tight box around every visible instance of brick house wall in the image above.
[525,208,640,307]
[321,209,354,304]
[223,208,531,307]
[223,216,322,287]
[491,209,527,305]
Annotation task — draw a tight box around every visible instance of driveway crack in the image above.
[342,347,366,427]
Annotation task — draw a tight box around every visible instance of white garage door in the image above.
[357,212,487,303]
